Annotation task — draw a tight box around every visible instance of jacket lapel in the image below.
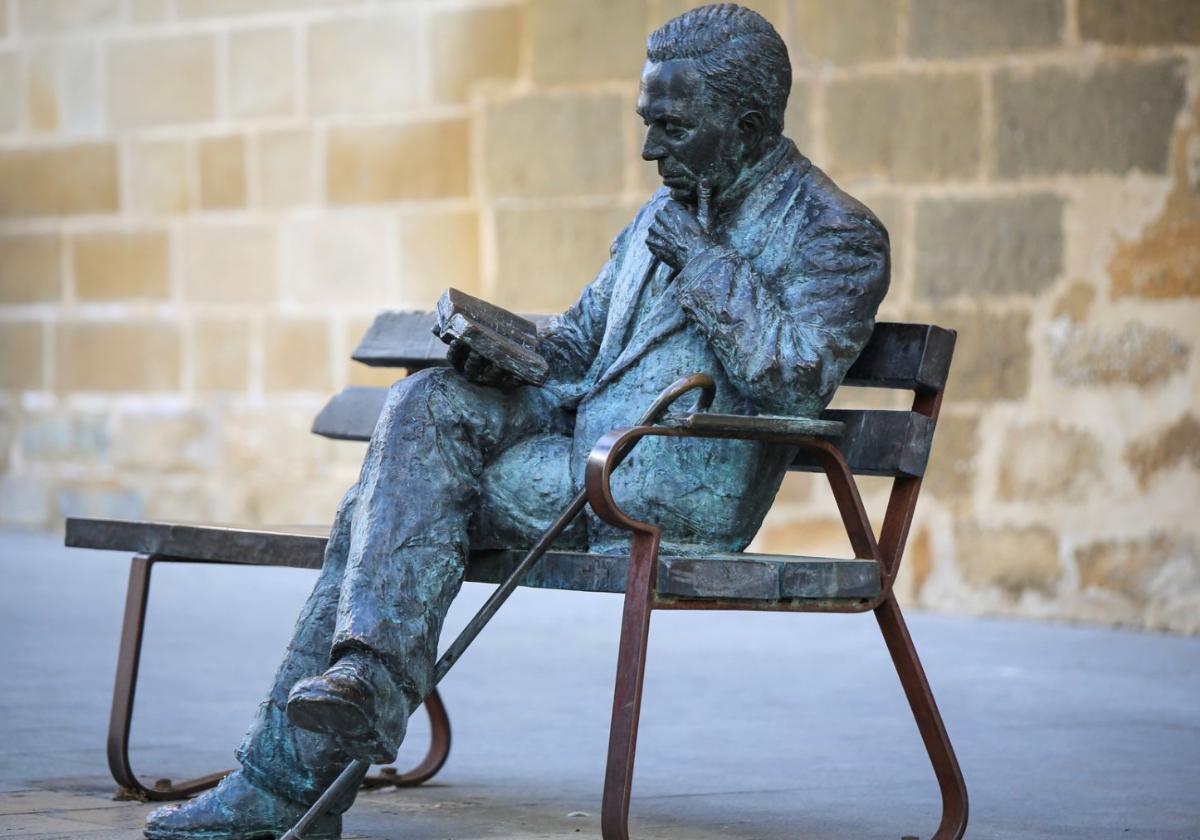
[594,280,689,388]
[592,144,810,390]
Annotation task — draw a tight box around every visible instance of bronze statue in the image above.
[145,5,889,838]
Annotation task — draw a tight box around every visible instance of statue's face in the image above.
[637,58,749,203]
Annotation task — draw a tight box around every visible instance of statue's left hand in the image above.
[647,199,708,270]
[447,338,521,391]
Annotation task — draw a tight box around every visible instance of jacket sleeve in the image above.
[673,216,889,417]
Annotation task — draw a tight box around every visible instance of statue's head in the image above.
[639,3,791,204]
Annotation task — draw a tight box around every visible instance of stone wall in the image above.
[0,0,1197,633]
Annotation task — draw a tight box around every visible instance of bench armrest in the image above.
[657,411,845,440]
[585,416,882,573]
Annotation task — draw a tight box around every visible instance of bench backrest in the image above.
[314,312,955,479]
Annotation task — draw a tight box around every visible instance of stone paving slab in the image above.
[2,529,1199,839]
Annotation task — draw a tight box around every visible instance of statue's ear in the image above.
[737,110,769,153]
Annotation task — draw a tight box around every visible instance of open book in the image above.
[433,288,550,386]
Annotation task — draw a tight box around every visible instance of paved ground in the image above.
[1,528,1198,839]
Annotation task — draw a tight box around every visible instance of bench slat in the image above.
[65,518,880,602]
[312,387,934,478]
[351,310,954,392]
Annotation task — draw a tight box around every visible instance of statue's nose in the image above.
[641,129,665,161]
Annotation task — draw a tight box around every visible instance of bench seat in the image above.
[65,517,880,603]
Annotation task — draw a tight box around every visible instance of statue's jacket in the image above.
[535,140,890,555]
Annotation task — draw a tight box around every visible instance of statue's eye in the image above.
[665,124,688,140]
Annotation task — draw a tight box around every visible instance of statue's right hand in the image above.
[447,338,520,390]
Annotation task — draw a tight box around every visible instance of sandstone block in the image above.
[1078,0,1200,45]
[59,43,103,135]
[1109,202,1200,299]
[25,47,57,133]
[182,223,276,303]
[326,119,470,203]
[344,316,406,389]
[264,317,332,392]
[255,129,317,208]
[650,0,783,25]
[0,234,62,303]
[25,41,102,135]
[0,322,44,389]
[57,320,181,392]
[112,410,212,470]
[481,92,625,198]
[996,422,1103,501]
[955,523,1061,596]
[177,0,356,17]
[72,229,171,301]
[908,0,1063,58]
[431,4,521,103]
[396,208,480,308]
[0,143,118,218]
[130,0,168,23]
[914,193,1063,300]
[529,0,644,83]
[1125,414,1200,487]
[994,59,1187,178]
[785,79,811,157]
[923,412,980,513]
[307,15,421,114]
[19,409,108,462]
[228,26,295,118]
[1075,534,1184,600]
[198,135,246,210]
[790,0,900,65]
[283,213,391,304]
[19,0,120,34]
[54,481,144,522]
[915,305,1031,401]
[192,316,251,392]
[0,51,17,131]
[826,72,982,182]
[108,34,217,127]
[1050,321,1189,387]
[0,474,50,527]
[493,203,634,312]
[754,516,854,559]
[126,139,195,214]
[1051,282,1096,324]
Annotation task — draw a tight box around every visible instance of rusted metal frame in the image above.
[107,554,451,802]
[869,385,967,840]
[874,596,969,840]
[584,422,882,840]
[585,394,967,840]
[876,387,944,583]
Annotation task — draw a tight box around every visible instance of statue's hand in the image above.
[647,199,707,270]
[447,338,520,390]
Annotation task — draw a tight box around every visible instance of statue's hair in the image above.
[646,3,791,135]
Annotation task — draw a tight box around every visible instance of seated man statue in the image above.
[146,4,889,838]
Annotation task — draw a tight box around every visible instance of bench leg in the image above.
[875,595,969,840]
[107,556,453,802]
[108,556,229,801]
[601,532,660,840]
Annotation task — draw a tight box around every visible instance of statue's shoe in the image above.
[143,770,340,839]
[286,651,404,763]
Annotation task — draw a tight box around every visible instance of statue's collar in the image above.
[712,137,799,219]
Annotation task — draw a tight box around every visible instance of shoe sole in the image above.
[286,689,374,740]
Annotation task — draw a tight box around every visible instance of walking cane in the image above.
[281,372,716,839]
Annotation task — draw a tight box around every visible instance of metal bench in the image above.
[66,313,967,840]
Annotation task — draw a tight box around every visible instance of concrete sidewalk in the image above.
[1,528,1197,839]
